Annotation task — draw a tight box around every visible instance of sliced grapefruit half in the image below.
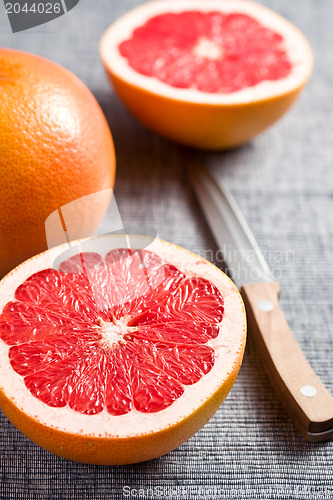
[0,235,246,465]
[100,0,313,150]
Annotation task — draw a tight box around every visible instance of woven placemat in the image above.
[0,0,332,498]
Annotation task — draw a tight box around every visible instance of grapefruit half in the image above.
[100,0,313,150]
[0,235,246,465]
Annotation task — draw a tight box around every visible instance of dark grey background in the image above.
[0,0,332,498]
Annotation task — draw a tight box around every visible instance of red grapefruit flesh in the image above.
[100,0,313,149]
[0,235,246,465]
[118,11,292,94]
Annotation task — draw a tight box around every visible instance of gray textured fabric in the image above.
[0,0,332,498]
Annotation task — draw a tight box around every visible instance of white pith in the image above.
[96,318,134,349]
[0,235,246,438]
[194,37,223,61]
[100,0,313,105]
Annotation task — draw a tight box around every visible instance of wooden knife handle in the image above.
[241,281,333,442]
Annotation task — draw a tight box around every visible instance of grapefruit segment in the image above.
[132,276,224,326]
[100,0,313,149]
[132,322,219,345]
[105,348,133,416]
[0,236,246,464]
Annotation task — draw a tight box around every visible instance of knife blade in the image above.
[185,154,333,442]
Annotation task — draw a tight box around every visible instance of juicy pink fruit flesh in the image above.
[119,11,292,93]
[0,249,225,416]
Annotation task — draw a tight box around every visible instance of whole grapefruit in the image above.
[0,49,116,278]
[0,235,246,464]
[100,0,313,150]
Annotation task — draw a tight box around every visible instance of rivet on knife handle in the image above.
[241,281,333,442]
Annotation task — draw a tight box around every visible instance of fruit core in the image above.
[0,249,224,416]
[96,317,136,350]
[119,11,292,93]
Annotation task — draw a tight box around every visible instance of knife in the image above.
[184,154,333,442]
